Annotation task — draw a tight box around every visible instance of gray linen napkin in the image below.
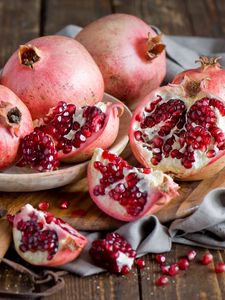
[54,25,225,276]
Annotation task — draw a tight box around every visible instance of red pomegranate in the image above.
[173,56,225,99]
[0,85,33,170]
[88,148,179,222]
[1,35,104,119]
[129,83,225,181]
[18,101,123,171]
[11,204,88,266]
[76,14,166,107]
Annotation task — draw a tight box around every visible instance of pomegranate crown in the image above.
[196,56,221,69]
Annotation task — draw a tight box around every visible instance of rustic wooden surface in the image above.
[1,0,225,299]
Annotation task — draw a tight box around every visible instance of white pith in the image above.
[116,252,134,271]
[13,204,78,264]
[132,86,225,175]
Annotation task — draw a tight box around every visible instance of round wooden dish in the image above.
[0,94,131,192]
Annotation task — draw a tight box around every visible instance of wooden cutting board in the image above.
[0,144,224,231]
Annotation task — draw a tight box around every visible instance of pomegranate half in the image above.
[0,85,33,170]
[130,83,225,180]
[1,35,104,119]
[76,13,166,107]
[18,101,123,171]
[88,148,179,221]
[12,204,88,266]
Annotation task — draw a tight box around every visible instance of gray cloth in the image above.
[55,25,225,276]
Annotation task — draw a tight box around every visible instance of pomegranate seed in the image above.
[89,233,136,275]
[168,264,179,276]
[7,214,15,225]
[38,201,50,211]
[178,258,189,270]
[187,250,197,261]
[155,275,169,286]
[59,200,70,209]
[155,255,166,265]
[135,259,145,269]
[161,265,170,274]
[215,262,225,273]
[201,253,213,265]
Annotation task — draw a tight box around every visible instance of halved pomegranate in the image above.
[18,101,123,171]
[11,204,87,266]
[87,148,179,221]
[130,83,225,180]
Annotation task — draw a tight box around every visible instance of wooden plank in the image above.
[0,0,41,67]
[43,0,112,34]
[111,0,193,35]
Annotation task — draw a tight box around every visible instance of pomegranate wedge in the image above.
[88,148,179,221]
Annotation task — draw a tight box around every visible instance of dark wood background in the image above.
[1,0,225,299]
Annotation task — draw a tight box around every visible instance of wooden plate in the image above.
[0,94,131,192]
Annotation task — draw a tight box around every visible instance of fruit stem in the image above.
[195,56,221,69]
[146,33,165,60]
[18,44,40,68]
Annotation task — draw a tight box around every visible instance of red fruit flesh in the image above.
[12,204,87,266]
[173,56,225,100]
[215,262,225,273]
[178,258,189,270]
[89,232,136,275]
[76,13,166,108]
[155,275,169,286]
[0,85,33,170]
[88,148,179,221]
[18,101,123,171]
[130,84,225,181]
[1,36,104,119]
[201,253,213,265]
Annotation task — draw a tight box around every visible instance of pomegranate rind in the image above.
[59,102,124,163]
[12,204,88,266]
[87,148,179,221]
[129,84,225,181]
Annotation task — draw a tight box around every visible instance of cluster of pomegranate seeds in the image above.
[18,101,107,171]
[38,201,50,211]
[134,96,225,169]
[17,129,59,172]
[17,211,58,260]
[89,232,136,275]
[93,150,151,217]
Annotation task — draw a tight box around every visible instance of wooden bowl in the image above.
[0,94,131,192]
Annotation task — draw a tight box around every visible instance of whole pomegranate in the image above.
[11,204,87,266]
[0,85,33,170]
[18,101,123,171]
[129,83,225,180]
[76,14,166,107]
[1,35,104,119]
[173,56,225,99]
[88,148,179,221]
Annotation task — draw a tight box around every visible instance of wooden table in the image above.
[1,1,225,299]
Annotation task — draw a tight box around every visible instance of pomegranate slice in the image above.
[88,148,179,221]
[18,101,123,171]
[12,204,88,266]
[130,84,225,180]
[89,232,136,275]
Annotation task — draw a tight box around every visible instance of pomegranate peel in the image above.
[130,83,225,181]
[12,204,87,266]
[88,148,179,221]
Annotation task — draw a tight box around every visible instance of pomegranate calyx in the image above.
[146,33,165,60]
[0,102,21,136]
[195,56,221,70]
[18,44,40,68]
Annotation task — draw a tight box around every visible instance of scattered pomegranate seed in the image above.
[59,200,70,209]
[161,265,170,274]
[155,254,166,265]
[38,201,50,211]
[178,258,189,270]
[201,253,213,265]
[168,264,179,276]
[215,262,225,273]
[155,275,169,286]
[187,250,197,261]
[135,259,145,269]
